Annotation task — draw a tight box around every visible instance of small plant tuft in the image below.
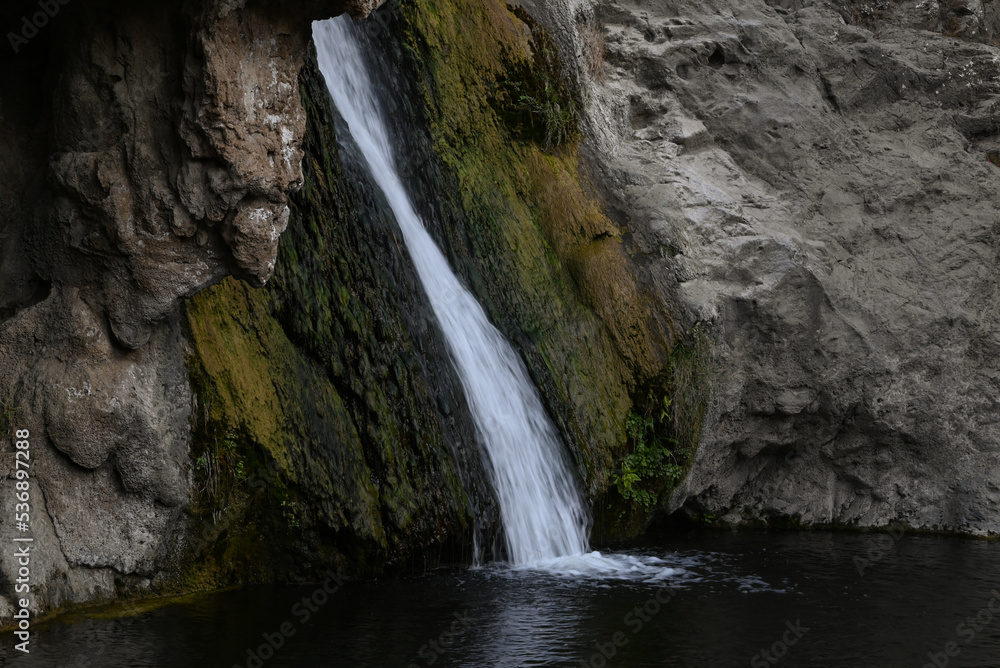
[612,326,713,511]
[613,401,688,508]
[194,428,250,523]
[0,401,19,440]
[493,7,580,148]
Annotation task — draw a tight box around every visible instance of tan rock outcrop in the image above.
[0,0,382,618]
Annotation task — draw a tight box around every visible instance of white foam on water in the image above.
[516,551,681,581]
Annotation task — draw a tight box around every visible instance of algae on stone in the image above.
[181,47,486,586]
[391,0,696,519]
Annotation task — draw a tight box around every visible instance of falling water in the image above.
[313,17,684,580]
[313,17,589,565]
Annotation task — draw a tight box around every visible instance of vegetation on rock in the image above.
[181,0,713,582]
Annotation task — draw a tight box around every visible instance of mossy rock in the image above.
[179,41,489,586]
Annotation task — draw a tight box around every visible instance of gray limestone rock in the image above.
[563,0,1000,533]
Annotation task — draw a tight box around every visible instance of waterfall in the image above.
[312,16,589,565]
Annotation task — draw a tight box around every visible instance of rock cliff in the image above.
[548,0,1000,533]
[5,0,1000,626]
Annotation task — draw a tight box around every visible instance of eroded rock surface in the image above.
[0,0,382,619]
[560,0,1000,532]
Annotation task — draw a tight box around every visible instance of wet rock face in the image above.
[566,0,1000,532]
[0,0,382,618]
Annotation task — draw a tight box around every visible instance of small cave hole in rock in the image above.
[708,46,725,69]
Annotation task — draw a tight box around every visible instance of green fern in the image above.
[614,407,688,509]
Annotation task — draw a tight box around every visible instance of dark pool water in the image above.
[4,529,1000,667]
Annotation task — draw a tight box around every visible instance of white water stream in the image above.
[313,16,673,578]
